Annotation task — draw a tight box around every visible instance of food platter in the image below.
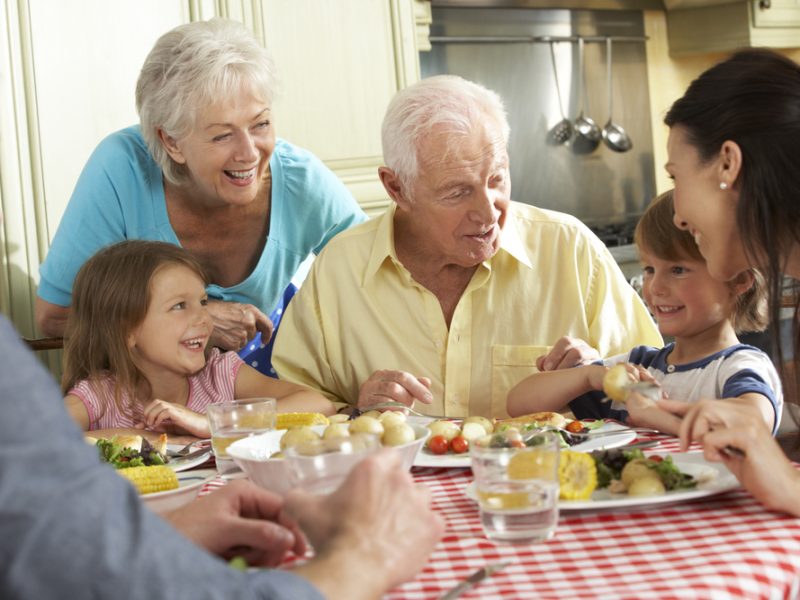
[167,443,213,472]
[142,468,217,513]
[464,453,740,511]
[412,420,637,468]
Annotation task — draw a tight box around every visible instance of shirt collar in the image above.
[363,202,533,285]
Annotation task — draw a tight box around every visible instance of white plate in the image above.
[412,421,637,468]
[464,453,740,511]
[142,468,217,513]
[166,443,212,473]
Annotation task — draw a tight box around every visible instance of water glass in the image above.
[207,398,277,474]
[284,433,380,495]
[470,431,560,544]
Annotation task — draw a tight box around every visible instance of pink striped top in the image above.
[69,348,244,430]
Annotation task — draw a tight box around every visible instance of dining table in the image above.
[197,431,800,599]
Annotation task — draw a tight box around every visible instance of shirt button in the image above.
[666,364,675,373]
[435,341,443,349]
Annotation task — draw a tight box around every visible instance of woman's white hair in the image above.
[381,75,510,189]
[136,18,278,185]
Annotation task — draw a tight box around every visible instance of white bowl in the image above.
[142,468,216,513]
[228,423,430,496]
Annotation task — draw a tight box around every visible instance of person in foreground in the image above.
[63,241,333,440]
[0,315,443,599]
[35,18,365,355]
[653,49,800,516]
[507,190,782,436]
[273,75,662,418]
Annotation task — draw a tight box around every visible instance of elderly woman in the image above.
[651,49,800,516]
[35,18,365,356]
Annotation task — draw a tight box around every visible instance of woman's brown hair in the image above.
[634,189,768,334]
[61,241,208,417]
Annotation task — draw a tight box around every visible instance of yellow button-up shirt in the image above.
[274,202,662,418]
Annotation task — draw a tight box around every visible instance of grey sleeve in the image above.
[0,317,323,600]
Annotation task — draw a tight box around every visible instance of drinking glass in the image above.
[284,433,380,495]
[207,398,277,474]
[470,431,560,544]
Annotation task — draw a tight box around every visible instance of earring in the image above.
[719,182,728,190]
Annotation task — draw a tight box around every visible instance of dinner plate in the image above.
[464,453,740,511]
[167,443,212,472]
[142,468,217,513]
[412,421,637,468]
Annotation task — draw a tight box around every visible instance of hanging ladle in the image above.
[546,40,572,146]
[571,37,602,155]
[602,37,633,153]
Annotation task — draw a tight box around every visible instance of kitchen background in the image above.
[2,0,800,417]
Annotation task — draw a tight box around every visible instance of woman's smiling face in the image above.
[666,126,750,282]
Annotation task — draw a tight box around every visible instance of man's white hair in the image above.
[381,75,510,188]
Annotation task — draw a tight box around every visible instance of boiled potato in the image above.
[461,421,487,442]
[349,415,385,436]
[464,416,494,435]
[627,475,666,497]
[427,419,461,441]
[378,411,407,428]
[323,423,351,440]
[603,364,635,403]
[280,427,321,451]
[620,458,654,488]
[360,410,382,420]
[382,423,416,447]
[327,413,350,424]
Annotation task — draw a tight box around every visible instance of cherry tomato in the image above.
[509,440,526,449]
[451,435,469,454]
[428,435,450,455]
[565,420,585,433]
[649,455,663,463]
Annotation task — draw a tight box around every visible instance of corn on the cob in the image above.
[117,465,179,495]
[276,412,329,430]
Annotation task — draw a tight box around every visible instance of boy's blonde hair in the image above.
[62,241,209,416]
[634,190,768,333]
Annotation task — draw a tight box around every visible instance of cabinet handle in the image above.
[758,0,771,10]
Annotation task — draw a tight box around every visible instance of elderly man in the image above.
[273,75,661,418]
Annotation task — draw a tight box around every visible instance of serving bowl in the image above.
[228,423,430,496]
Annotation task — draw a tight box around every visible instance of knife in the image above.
[438,561,510,600]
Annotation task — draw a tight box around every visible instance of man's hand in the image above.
[282,451,444,593]
[206,299,273,351]
[357,370,433,409]
[537,337,600,371]
[165,479,307,566]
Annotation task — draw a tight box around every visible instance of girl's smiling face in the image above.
[128,263,213,378]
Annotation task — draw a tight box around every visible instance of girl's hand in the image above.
[206,299,273,351]
[137,399,210,438]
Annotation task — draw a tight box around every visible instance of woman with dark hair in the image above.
[656,49,800,515]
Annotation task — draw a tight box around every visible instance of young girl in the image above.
[63,240,334,439]
[507,191,782,436]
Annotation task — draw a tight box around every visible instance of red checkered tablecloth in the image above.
[198,435,800,599]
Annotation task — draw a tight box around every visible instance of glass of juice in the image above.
[470,431,560,544]
[207,398,277,474]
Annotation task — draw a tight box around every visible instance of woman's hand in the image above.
[358,370,433,409]
[165,479,307,566]
[537,337,600,371]
[136,399,210,438]
[206,299,274,351]
[657,398,764,451]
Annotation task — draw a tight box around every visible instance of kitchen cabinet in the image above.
[0,0,425,354]
[666,0,800,55]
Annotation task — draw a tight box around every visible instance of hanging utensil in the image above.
[601,37,633,153]
[572,37,602,155]
[546,40,573,146]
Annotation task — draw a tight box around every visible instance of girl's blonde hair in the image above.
[634,190,768,333]
[61,241,208,415]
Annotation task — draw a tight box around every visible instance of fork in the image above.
[166,439,211,458]
[357,401,451,420]
[522,424,663,445]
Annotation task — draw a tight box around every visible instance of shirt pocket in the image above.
[491,345,549,418]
